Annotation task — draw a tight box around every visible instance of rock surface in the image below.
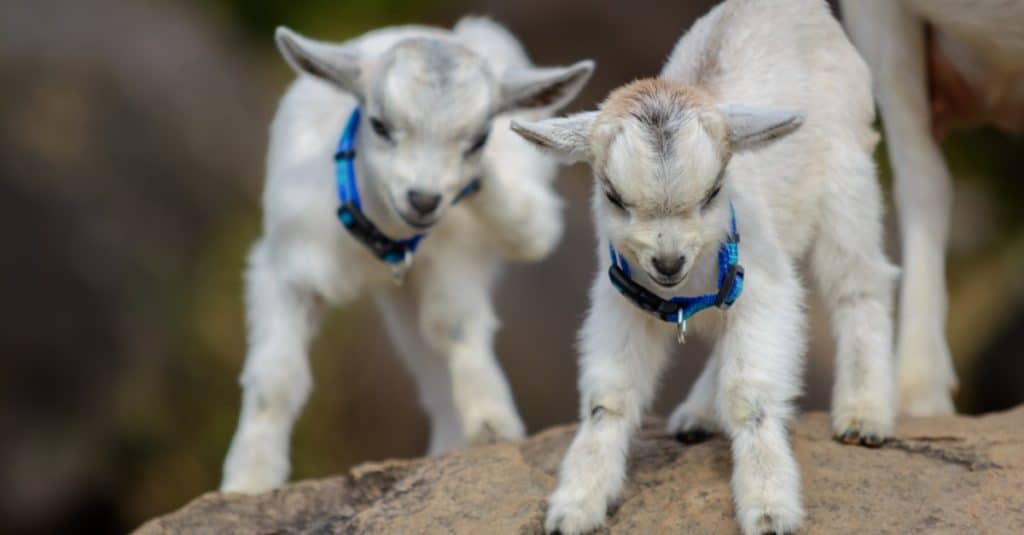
[138,407,1024,534]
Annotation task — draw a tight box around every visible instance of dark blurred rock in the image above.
[138,407,1024,534]
[0,0,272,532]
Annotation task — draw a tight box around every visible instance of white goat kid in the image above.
[221,17,594,494]
[513,1,895,533]
[841,0,1024,416]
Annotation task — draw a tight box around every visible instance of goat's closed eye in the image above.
[605,190,627,211]
[702,184,723,209]
[465,131,489,156]
[369,117,393,142]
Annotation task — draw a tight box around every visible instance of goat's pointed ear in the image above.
[276,27,363,97]
[510,111,597,164]
[499,60,595,113]
[718,103,804,152]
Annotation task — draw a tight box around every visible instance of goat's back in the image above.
[662,0,873,131]
[662,0,879,257]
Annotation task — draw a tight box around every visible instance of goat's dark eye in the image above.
[466,131,489,156]
[605,190,626,211]
[369,117,392,142]
[702,184,722,209]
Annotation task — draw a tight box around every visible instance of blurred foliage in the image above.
[944,128,1024,236]
[208,0,458,42]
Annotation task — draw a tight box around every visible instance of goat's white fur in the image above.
[841,0,1024,416]
[514,1,896,533]
[220,17,593,493]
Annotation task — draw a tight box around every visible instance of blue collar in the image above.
[334,107,480,277]
[607,203,744,343]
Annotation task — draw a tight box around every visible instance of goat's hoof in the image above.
[837,429,861,445]
[545,489,608,534]
[860,433,885,448]
[836,429,886,448]
[675,428,712,444]
[746,509,802,535]
[462,403,526,446]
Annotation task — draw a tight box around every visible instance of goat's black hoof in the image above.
[675,428,712,444]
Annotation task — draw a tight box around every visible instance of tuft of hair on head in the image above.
[597,78,723,159]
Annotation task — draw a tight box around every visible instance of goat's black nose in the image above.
[653,255,686,277]
[407,190,442,215]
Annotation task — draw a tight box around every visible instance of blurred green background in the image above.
[0,1,1020,533]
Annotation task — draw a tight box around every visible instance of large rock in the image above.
[138,407,1024,534]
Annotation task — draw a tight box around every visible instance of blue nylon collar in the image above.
[607,203,745,331]
[334,107,480,266]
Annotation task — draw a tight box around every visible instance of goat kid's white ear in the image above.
[718,103,804,152]
[276,27,363,98]
[510,111,597,164]
[499,60,595,114]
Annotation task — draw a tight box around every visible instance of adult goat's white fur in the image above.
[841,0,1024,416]
[220,17,594,493]
[513,1,895,533]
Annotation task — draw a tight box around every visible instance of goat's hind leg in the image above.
[417,256,524,446]
[376,290,464,455]
[810,148,898,445]
[667,352,721,444]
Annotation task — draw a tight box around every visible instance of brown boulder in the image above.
[137,407,1024,534]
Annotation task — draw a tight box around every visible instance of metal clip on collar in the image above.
[390,252,413,285]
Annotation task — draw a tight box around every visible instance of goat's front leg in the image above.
[417,255,524,446]
[716,269,806,535]
[221,242,325,493]
[546,286,670,534]
[469,116,564,262]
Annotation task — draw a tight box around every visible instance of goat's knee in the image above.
[419,297,496,352]
[717,380,792,437]
[582,386,632,423]
[240,350,312,424]
[418,290,521,443]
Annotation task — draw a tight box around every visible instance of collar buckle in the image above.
[714,264,744,309]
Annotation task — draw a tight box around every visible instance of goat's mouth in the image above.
[648,271,687,289]
[398,211,438,230]
[387,194,439,230]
